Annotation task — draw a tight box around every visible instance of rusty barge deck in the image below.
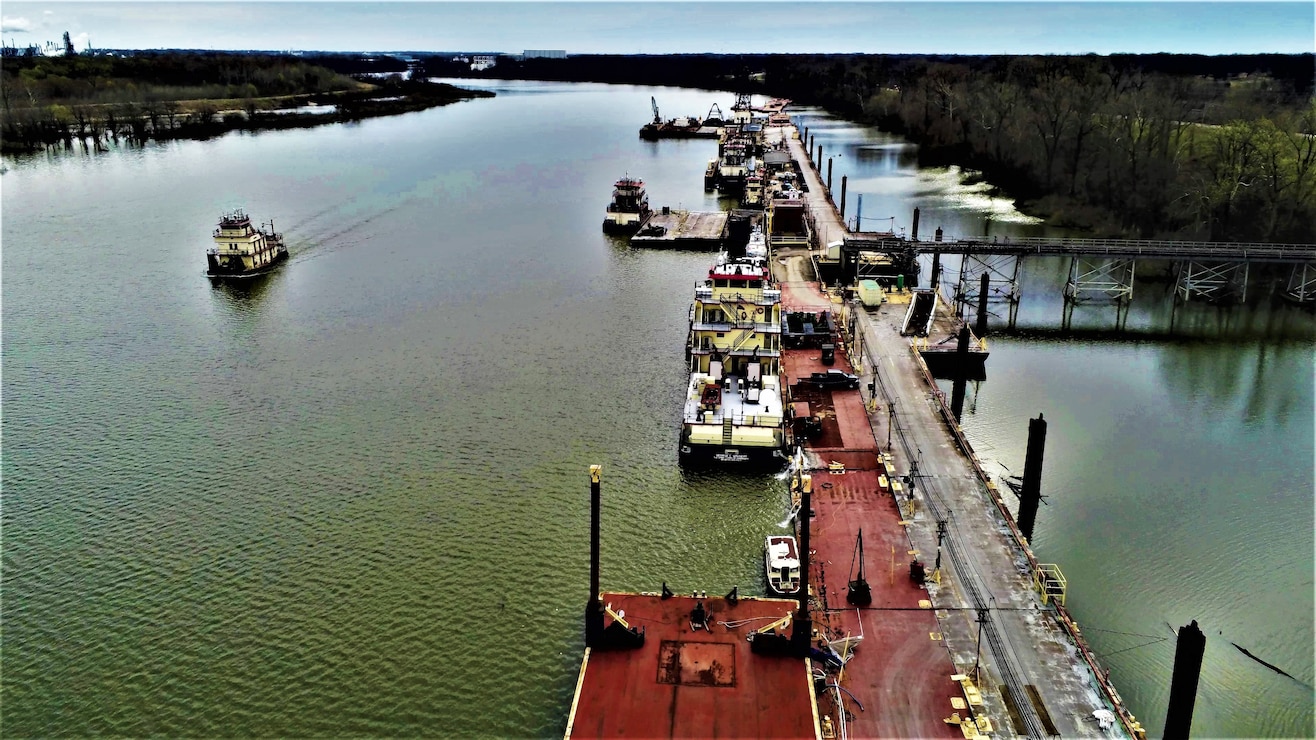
[629,209,727,250]
[777,279,969,738]
[566,593,819,739]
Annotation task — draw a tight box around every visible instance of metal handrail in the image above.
[851,235,1316,263]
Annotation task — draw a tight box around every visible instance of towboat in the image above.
[602,176,651,235]
[679,251,785,466]
[206,210,288,278]
[765,535,801,596]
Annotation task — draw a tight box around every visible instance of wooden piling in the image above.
[585,465,604,645]
[1018,414,1047,542]
[951,326,970,422]
[976,273,990,337]
[1163,620,1206,740]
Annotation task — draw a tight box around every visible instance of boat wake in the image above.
[776,506,799,529]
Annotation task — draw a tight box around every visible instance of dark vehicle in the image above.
[820,343,836,365]
[791,402,822,440]
[803,369,860,390]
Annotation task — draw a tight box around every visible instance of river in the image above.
[3,79,1311,737]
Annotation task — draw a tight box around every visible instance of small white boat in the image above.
[765,535,801,596]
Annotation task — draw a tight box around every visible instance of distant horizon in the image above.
[2,2,1312,56]
[20,47,1316,59]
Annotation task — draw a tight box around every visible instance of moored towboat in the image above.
[765,534,801,596]
[206,210,288,278]
[679,251,785,466]
[602,176,652,234]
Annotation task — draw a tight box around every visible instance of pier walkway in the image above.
[780,127,846,249]
[859,298,1120,736]
[858,234,1316,264]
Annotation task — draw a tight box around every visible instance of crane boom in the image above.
[651,96,661,124]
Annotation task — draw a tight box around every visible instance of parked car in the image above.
[802,369,860,390]
[791,401,822,439]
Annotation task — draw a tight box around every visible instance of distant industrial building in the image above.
[470,54,498,71]
[522,49,566,59]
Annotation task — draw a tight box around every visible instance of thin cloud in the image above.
[1,15,33,33]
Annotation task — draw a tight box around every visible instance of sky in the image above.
[1,1,1312,56]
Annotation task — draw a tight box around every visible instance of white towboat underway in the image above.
[206,210,288,278]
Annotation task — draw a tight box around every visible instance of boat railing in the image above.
[684,410,781,426]
[695,287,776,304]
[690,320,781,333]
[688,346,781,358]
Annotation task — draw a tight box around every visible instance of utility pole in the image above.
[972,606,989,682]
[933,518,948,577]
[886,400,895,450]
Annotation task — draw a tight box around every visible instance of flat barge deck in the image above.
[565,592,819,738]
[778,279,972,738]
[629,209,727,249]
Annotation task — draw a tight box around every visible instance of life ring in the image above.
[756,307,764,315]
[740,312,748,320]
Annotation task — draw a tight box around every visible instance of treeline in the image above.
[456,53,1316,242]
[2,52,362,107]
[1,58,490,154]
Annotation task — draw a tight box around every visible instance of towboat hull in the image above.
[678,441,786,468]
[205,249,288,279]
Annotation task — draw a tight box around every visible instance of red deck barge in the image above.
[566,593,819,739]
[780,280,965,738]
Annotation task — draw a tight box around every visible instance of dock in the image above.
[629,209,727,249]
[770,117,1147,737]
[567,112,1149,740]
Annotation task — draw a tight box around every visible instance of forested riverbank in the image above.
[448,53,1316,242]
[1,52,491,153]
